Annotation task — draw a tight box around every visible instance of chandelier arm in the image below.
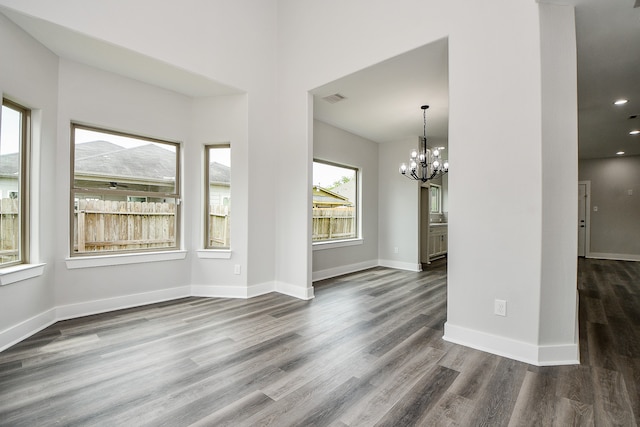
[398,104,449,184]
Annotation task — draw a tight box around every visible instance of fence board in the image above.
[209,204,230,247]
[74,199,177,253]
[0,198,19,262]
[312,207,355,241]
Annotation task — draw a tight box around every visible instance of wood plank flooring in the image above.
[0,257,638,426]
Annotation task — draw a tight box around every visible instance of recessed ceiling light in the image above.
[630,130,640,135]
[616,151,625,155]
[614,99,629,105]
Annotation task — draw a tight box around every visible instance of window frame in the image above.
[430,184,442,214]
[69,123,181,257]
[312,159,359,244]
[204,143,231,250]
[0,98,30,268]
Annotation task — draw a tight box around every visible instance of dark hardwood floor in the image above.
[0,258,638,426]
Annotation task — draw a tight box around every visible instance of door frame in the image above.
[578,180,591,258]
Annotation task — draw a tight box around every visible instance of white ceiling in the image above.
[312,0,640,159]
[574,0,640,158]
[0,7,241,98]
[311,39,449,146]
[1,2,639,159]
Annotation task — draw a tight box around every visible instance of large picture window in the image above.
[0,99,30,266]
[312,160,358,242]
[205,144,231,249]
[70,124,180,255]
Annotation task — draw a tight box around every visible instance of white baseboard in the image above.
[587,252,640,262]
[378,259,422,272]
[55,286,191,321]
[1,286,189,352]
[312,259,378,282]
[0,308,57,353]
[275,281,314,300]
[1,280,316,352]
[191,281,275,299]
[443,322,579,366]
[537,343,580,366]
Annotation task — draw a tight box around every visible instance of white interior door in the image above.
[578,183,587,257]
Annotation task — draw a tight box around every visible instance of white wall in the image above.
[189,95,253,292]
[539,3,579,358]
[54,60,193,307]
[0,0,281,291]
[579,155,640,258]
[378,137,422,271]
[0,13,58,344]
[0,0,580,365]
[312,120,379,279]
[277,0,579,364]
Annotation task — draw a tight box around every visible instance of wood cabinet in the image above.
[428,224,447,260]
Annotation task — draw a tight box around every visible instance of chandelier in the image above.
[399,105,448,182]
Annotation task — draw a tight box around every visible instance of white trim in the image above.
[197,249,232,259]
[312,259,377,282]
[0,280,317,352]
[0,308,57,353]
[443,322,579,366]
[275,281,315,300]
[55,286,191,320]
[537,343,580,366]
[587,252,640,262]
[191,281,274,299]
[312,238,363,251]
[65,250,187,269]
[0,263,46,286]
[378,259,422,272]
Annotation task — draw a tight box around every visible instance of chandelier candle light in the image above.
[399,105,449,182]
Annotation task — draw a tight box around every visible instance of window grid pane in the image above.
[206,145,231,249]
[0,100,27,266]
[312,160,358,242]
[71,124,180,255]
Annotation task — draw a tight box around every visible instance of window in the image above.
[430,184,441,213]
[0,99,30,266]
[70,124,180,255]
[205,144,231,249]
[312,160,358,242]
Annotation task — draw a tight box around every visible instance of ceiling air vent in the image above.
[322,93,347,104]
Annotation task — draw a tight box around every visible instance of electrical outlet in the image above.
[394,247,399,254]
[234,264,241,275]
[494,299,507,316]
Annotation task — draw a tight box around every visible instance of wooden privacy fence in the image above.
[0,198,19,263]
[74,199,175,252]
[312,207,356,241]
[208,204,230,247]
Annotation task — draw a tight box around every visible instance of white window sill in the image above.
[197,249,232,259]
[313,238,363,251]
[65,250,187,269]
[0,263,46,286]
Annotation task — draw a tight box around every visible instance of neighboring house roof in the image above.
[209,161,230,185]
[313,185,353,206]
[0,152,19,178]
[75,140,123,159]
[0,140,232,185]
[75,142,176,181]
